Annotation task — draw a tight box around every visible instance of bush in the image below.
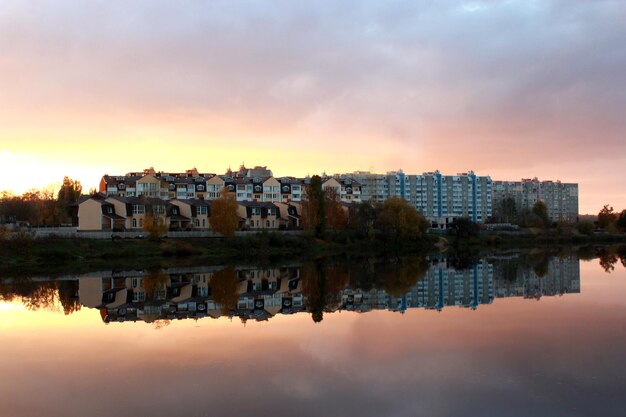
[576,220,594,236]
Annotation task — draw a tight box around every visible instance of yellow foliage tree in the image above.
[210,189,239,237]
[325,188,348,231]
[143,209,168,241]
[376,196,429,240]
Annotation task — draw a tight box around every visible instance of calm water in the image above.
[1,250,626,417]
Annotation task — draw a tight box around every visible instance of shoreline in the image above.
[1,231,625,277]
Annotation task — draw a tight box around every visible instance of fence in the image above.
[23,227,303,240]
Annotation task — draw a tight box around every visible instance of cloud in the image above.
[0,0,625,211]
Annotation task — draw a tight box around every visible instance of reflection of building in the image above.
[339,260,493,313]
[76,256,581,324]
[493,255,581,300]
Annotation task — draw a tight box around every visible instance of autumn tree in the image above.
[301,175,326,238]
[497,197,517,223]
[576,220,594,236]
[210,189,239,237]
[617,210,626,232]
[143,201,168,241]
[532,201,550,228]
[348,201,377,238]
[448,217,479,239]
[598,205,618,229]
[57,176,82,224]
[376,196,429,241]
[324,188,347,231]
[210,267,240,314]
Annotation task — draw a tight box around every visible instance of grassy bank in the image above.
[2,229,625,277]
[0,232,436,277]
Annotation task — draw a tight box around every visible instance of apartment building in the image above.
[339,170,492,228]
[493,178,578,222]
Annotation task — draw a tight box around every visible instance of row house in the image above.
[278,177,305,202]
[170,199,211,230]
[237,202,281,230]
[322,177,362,203]
[77,194,300,232]
[100,167,214,200]
[77,194,173,231]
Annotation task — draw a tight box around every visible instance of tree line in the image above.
[0,177,83,226]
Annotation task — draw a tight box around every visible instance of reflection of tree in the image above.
[325,265,351,309]
[302,262,330,323]
[143,270,169,301]
[378,257,429,297]
[533,257,550,278]
[500,259,519,282]
[449,247,481,270]
[577,246,597,261]
[21,282,58,312]
[597,247,619,273]
[618,246,626,268]
[57,280,81,315]
[210,267,239,314]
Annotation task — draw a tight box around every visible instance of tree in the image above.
[497,197,517,223]
[616,209,626,232]
[324,188,347,231]
[597,205,617,229]
[576,220,594,236]
[376,197,429,241]
[143,210,168,241]
[448,217,479,239]
[532,201,549,228]
[210,189,239,237]
[348,201,377,238]
[301,175,327,238]
[57,176,82,224]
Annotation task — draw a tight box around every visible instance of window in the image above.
[266,220,270,227]
[132,218,137,228]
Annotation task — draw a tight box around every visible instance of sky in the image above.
[1,0,625,213]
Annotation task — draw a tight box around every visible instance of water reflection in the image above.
[1,252,584,325]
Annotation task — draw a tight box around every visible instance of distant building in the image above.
[493,178,578,222]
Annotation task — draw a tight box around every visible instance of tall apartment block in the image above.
[493,178,579,222]
[341,170,493,228]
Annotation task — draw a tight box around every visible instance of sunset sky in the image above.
[1,1,625,213]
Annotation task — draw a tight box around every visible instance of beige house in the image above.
[237,202,280,230]
[136,174,168,199]
[206,175,226,200]
[170,199,211,230]
[77,195,126,231]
